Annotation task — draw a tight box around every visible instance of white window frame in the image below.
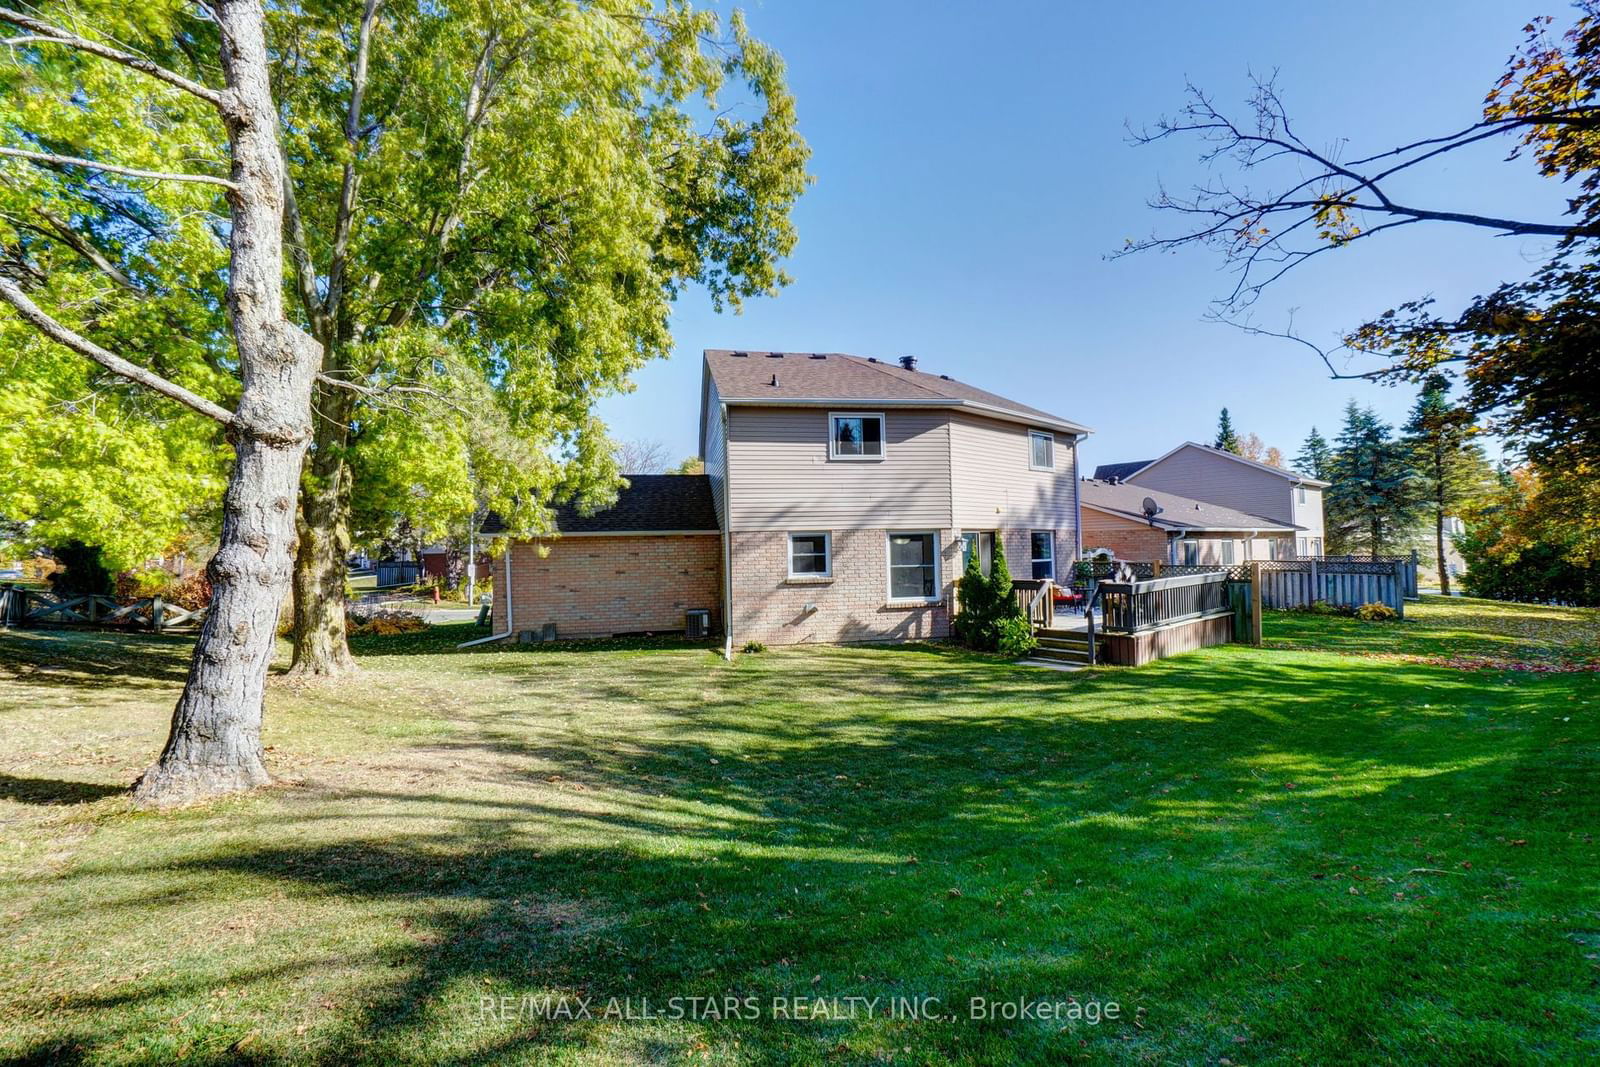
[885,530,941,603]
[1029,430,1055,471]
[787,531,832,578]
[1182,540,1199,565]
[828,411,886,461]
[1221,540,1236,565]
[1030,530,1055,580]
[1297,486,1307,504]
[961,530,995,576]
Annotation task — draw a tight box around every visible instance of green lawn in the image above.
[1,598,1596,1064]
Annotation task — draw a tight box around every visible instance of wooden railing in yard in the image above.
[1098,571,1232,633]
[1084,571,1241,667]
[0,584,207,633]
[1011,578,1055,631]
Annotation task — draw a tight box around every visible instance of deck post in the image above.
[1248,562,1263,646]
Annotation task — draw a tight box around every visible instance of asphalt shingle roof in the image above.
[1079,478,1300,533]
[480,475,718,536]
[702,349,1089,434]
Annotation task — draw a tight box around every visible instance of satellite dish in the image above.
[1142,496,1163,520]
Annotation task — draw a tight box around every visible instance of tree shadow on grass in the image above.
[14,648,1596,1065]
[0,774,125,806]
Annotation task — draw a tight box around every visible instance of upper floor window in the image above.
[788,532,831,578]
[830,412,884,460]
[1030,531,1055,579]
[1029,431,1055,471]
[887,531,939,601]
[1297,486,1307,504]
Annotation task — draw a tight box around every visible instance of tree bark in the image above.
[133,0,321,806]
[288,383,358,677]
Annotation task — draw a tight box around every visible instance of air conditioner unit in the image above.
[684,609,711,639]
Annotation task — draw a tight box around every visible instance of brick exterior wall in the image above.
[729,528,957,645]
[492,535,721,640]
[1079,508,1172,562]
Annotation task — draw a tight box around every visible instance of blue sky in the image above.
[595,0,1571,470]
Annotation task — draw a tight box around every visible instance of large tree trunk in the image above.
[133,0,320,806]
[133,424,310,802]
[288,385,357,677]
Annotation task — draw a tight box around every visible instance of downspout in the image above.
[720,400,734,661]
[457,541,515,648]
[1071,438,1083,563]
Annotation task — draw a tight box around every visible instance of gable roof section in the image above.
[480,474,719,536]
[1079,478,1300,533]
[1123,441,1331,488]
[1092,460,1154,482]
[702,349,1091,436]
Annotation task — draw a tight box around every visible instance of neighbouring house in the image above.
[1079,479,1301,564]
[486,349,1091,646]
[1092,442,1329,558]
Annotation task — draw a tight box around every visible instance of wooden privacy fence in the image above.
[1254,560,1407,617]
[0,585,207,632]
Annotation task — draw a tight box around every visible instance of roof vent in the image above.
[809,353,826,359]
[766,351,784,358]
[730,351,748,358]
[898,355,918,371]
[770,373,779,387]
[866,357,878,363]
[939,374,951,380]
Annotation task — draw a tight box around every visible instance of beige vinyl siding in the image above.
[1293,485,1325,549]
[725,406,952,530]
[1130,447,1293,524]
[701,379,728,529]
[950,412,1078,538]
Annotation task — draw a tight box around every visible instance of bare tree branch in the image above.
[1119,75,1600,309]
[0,6,229,108]
[0,145,236,190]
[0,276,235,424]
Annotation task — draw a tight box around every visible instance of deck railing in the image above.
[1011,578,1055,631]
[1097,571,1233,634]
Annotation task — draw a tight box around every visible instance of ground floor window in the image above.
[1296,537,1309,557]
[1312,537,1323,555]
[887,532,939,601]
[1221,540,1236,565]
[1030,530,1055,580]
[961,531,994,576]
[1182,540,1199,565]
[788,532,831,577]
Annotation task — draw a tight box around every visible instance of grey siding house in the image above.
[1096,443,1329,559]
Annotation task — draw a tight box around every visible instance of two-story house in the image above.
[485,349,1091,647]
[1088,442,1329,563]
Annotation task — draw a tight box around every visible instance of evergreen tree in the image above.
[1296,428,1332,480]
[1402,373,1494,594]
[1326,401,1424,554]
[952,547,993,645]
[1214,408,1241,454]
